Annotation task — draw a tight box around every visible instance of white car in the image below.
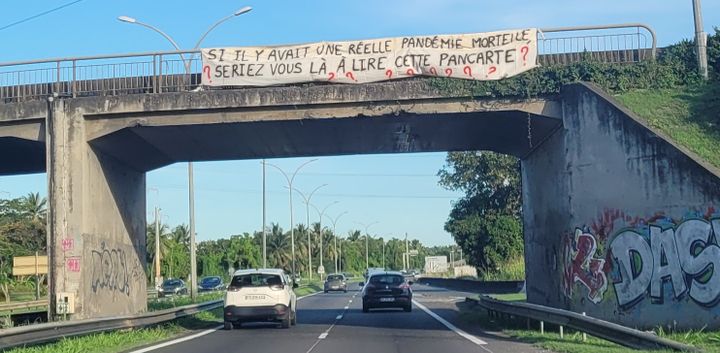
[223,269,298,329]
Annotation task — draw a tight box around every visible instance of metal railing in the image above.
[0,299,222,350]
[0,23,656,104]
[468,296,698,352]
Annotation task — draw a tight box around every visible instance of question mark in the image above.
[385,69,393,79]
[463,66,472,77]
[445,68,453,77]
[202,66,212,83]
[487,66,497,75]
[328,72,336,81]
[345,72,357,82]
[520,46,529,65]
[429,67,438,76]
[406,68,415,76]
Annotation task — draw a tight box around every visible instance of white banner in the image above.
[201,28,538,87]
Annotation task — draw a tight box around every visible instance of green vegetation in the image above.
[616,83,720,169]
[488,292,526,302]
[5,308,223,353]
[438,152,524,280]
[147,291,224,311]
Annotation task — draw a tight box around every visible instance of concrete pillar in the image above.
[46,97,147,320]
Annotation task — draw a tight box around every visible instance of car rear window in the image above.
[230,273,283,288]
[369,275,404,285]
[327,275,343,281]
[163,279,182,286]
[202,277,221,285]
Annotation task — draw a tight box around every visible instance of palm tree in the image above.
[347,229,361,241]
[266,223,291,270]
[21,193,46,223]
[146,223,170,279]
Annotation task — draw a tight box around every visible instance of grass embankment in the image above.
[461,293,720,353]
[615,83,720,170]
[5,283,325,353]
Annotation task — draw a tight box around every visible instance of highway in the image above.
[131,284,542,353]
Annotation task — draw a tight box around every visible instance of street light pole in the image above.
[356,221,379,270]
[118,7,253,300]
[329,211,348,273]
[692,0,709,80]
[265,159,318,280]
[262,160,267,268]
[312,201,339,275]
[292,184,328,280]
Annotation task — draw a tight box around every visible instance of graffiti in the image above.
[61,238,74,252]
[563,229,608,303]
[67,258,80,272]
[610,218,720,308]
[90,242,135,295]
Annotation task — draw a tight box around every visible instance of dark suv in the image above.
[360,271,413,312]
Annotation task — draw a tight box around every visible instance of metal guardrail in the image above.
[0,299,223,350]
[469,296,699,352]
[419,277,524,294]
[0,23,656,104]
[0,300,48,314]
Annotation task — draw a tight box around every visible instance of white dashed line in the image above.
[127,325,224,353]
[343,306,349,309]
[413,300,488,346]
[336,314,343,320]
[318,332,329,339]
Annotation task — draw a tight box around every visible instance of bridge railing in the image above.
[0,23,656,104]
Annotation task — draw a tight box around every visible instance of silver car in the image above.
[324,274,348,293]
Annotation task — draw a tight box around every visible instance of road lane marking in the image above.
[127,325,223,353]
[318,332,329,339]
[129,290,324,353]
[343,306,349,309]
[413,300,488,346]
[336,314,343,320]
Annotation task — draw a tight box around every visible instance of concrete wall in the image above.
[47,98,146,320]
[524,83,720,329]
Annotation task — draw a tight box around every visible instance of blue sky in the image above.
[1,0,719,246]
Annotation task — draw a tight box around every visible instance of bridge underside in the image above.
[90,111,560,172]
[2,79,719,329]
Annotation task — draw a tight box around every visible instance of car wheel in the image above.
[362,302,369,313]
[232,322,242,329]
[224,321,233,330]
[291,309,297,326]
[280,311,291,329]
[403,304,412,312]
[324,290,328,293]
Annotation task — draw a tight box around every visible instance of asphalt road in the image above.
[131,284,543,353]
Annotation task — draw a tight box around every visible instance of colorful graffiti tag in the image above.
[563,229,608,303]
[562,207,720,309]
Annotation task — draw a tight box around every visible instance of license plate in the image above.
[245,295,265,300]
[380,297,395,302]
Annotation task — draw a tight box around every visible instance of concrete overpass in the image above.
[2,77,720,330]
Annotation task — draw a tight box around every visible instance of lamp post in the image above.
[329,211,348,273]
[692,0,708,80]
[292,184,328,279]
[312,201,339,275]
[356,221,379,270]
[265,159,318,280]
[118,7,252,300]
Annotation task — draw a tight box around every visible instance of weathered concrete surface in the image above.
[524,83,720,329]
[47,99,146,320]
[35,79,560,320]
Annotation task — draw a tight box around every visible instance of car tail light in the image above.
[227,286,240,292]
[399,283,410,289]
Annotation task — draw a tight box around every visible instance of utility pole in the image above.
[357,221,379,270]
[188,165,197,299]
[262,160,267,268]
[404,233,409,271]
[329,211,348,274]
[693,0,709,80]
[312,202,338,275]
[154,207,161,289]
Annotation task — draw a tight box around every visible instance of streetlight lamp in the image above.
[312,201,339,275]
[118,7,253,301]
[356,221,379,270]
[292,184,328,279]
[328,211,348,273]
[265,159,318,280]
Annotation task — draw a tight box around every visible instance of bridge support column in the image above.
[47,98,147,320]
